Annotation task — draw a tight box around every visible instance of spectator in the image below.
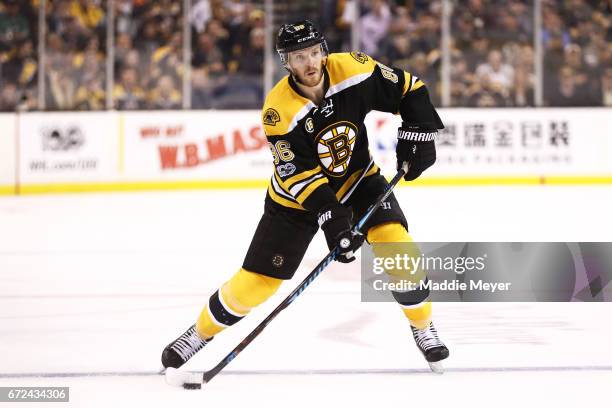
[236,27,264,76]
[512,45,534,106]
[191,0,212,34]
[133,20,159,60]
[384,35,412,69]
[150,32,183,82]
[563,44,590,87]
[546,66,593,106]
[75,75,105,110]
[475,50,515,99]
[602,68,612,107]
[192,31,224,75]
[462,33,490,72]
[69,0,105,32]
[113,67,145,110]
[0,0,30,50]
[149,75,181,110]
[359,0,391,58]
[2,39,37,89]
[191,67,213,108]
[47,66,76,110]
[0,83,19,111]
[115,33,133,71]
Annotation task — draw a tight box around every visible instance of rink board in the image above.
[17,112,120,187]
[2,108,611,194]
[0,114,16,195]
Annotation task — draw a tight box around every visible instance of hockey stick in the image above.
[166,164,409,389]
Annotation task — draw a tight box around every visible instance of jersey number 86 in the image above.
[269,141,295,165]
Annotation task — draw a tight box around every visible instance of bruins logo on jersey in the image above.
[315,121,357,177]
[350,51,369,64]
[263,108,280,126]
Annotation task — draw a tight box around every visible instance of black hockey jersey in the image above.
[261,51,441,213]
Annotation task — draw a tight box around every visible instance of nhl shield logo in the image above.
[315,121,357,177]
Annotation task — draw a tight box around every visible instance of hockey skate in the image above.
[161,325,212,369]
[411,321,449,374]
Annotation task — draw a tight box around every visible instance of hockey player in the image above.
[162,20,448,371]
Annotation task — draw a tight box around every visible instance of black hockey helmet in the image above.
[276,20,328,65]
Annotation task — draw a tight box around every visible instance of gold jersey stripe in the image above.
[335,169,363,200]
[267,183,305,210]
[403,72,412,95]
[403,72,425,94]
[282,165,322,190]
[295,177,329,204]
[365,163,379,177]
[411,80,425,91]
[334,163,380,202]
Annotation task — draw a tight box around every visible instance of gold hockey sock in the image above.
[367,222,432,329]
[400,300,432,330]
[196,268,283,339]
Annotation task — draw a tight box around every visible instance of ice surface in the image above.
[1,186,611,407]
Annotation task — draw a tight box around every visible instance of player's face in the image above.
[287,44,325,87]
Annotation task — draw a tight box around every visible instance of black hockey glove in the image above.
[317,203,364,263]
[396,123,437,181]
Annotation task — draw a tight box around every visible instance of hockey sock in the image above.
[367,222,432,330]
[196,268,283,339]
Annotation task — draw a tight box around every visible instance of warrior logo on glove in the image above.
[396,122,438,181]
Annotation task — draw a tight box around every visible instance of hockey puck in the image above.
[183,382,202,390]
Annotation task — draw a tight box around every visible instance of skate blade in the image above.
[165,367,203,389]
[428,361,444,374]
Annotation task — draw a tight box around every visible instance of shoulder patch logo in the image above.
[263,108,280,126]
[350,52,369,64]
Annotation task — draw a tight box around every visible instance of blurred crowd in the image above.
[541,0,611,106]
[0,0,37,111]
[0,0,265,111]
[0,0,610,111]
[363,0,611,107]
[449,0,535,107]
